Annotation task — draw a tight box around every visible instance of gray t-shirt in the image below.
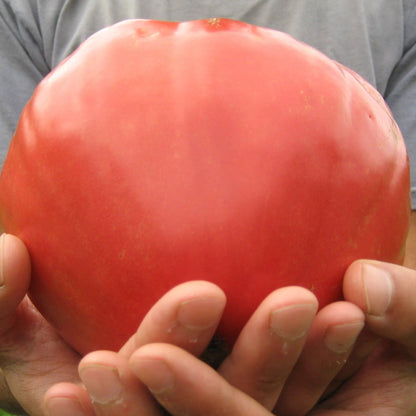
[1,0,416,205]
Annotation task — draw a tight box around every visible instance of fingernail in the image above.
[79,365,123,405]
[362,263,393,316]
[0,233,7,287]
[45,397,87,416]
[324,322,364,353]
[177,297,224,330]
[132,358,174,394]
[270,303,317,341]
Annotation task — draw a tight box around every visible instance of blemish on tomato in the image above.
[206,18,223,28]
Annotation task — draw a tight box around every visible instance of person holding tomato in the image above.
[0,1,416,416]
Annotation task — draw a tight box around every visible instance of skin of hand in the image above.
[0,212,415,415]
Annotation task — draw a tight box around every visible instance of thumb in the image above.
[0,233,31,333]
[343,260,416,356]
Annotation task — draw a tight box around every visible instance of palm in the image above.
[0,296,81,416]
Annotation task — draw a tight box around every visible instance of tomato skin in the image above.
[0,18,410,354]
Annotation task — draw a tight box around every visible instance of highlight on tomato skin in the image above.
[0,18,410,355]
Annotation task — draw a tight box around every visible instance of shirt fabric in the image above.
[1,0,416,205]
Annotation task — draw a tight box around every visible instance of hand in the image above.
[310,260,416,415]
[44,289,367,415]
[126,262,416,416]
[127,291,366,416]
[0,233,81,416]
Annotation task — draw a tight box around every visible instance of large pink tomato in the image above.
[0,18,410,354]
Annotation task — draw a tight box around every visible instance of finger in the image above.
[275,301,365,416]
[322,328,380,398]
[343,260,416,356]
[0,297,82,416]
[77,350,162,416]
[120,280,226,358]
[0,233,31,333]
[218,286,318,410]
[44,383,95,416]
[130,343,272,416]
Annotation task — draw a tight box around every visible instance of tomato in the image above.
[0,18,410,354]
